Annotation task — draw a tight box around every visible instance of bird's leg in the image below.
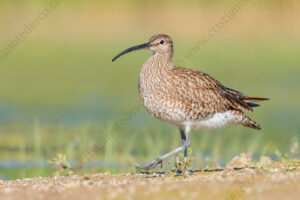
[175,127,187,168]
[137,128,191,171]
[179,127,188,163]
[179,127,192,175]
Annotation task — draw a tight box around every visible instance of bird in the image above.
[112,34,269,171]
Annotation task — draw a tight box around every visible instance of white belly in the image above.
[183,111,240,129]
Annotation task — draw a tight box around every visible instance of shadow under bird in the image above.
[112,34,269,171]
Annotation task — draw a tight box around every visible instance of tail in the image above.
[242,116,262,130]
[242,97,268,129]
[233,110,263,130]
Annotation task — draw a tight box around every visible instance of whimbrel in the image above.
[112,34,268,171]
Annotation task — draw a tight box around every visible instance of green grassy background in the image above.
[0,0,299,179]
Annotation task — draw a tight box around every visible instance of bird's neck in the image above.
[139,51,174,98]
[145,51,174,71]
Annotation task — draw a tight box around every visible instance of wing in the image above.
[170,66,268,113]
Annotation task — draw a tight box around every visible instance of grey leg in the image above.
[179,127,192,175]
[179,127,188,163]
[137,127,191,171]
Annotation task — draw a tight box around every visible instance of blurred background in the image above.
[0,0,299,179]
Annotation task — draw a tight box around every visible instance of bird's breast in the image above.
[138,68,206,125]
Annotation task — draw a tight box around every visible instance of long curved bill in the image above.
[112,42,150,62]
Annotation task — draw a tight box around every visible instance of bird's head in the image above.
[149,34,173,54]
[112,34,173,62]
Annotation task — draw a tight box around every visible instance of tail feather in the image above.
[233,110,262,130]
[243,117,262,130]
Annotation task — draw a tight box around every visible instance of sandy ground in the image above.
[1,158,300,200]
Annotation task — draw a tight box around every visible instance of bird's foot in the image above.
[181,168,193,176]
[174,157,194,176]
[174,166,193,176]
[136,158,163,171]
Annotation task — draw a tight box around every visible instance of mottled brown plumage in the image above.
[113,34,269,171]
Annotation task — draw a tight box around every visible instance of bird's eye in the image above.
[160,40,164,44]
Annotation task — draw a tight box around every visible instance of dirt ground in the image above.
[1,157,300,200]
